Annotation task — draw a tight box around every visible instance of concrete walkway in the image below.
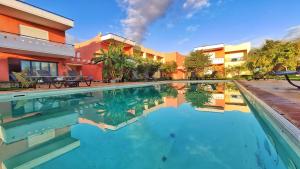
[238,80,300,128]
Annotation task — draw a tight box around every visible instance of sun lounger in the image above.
[36,70,64,89]
[270,64,300,89]
[12,72,37,89]
[204,71,217,80]
[64,70,93,87]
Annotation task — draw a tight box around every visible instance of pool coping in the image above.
[0,80,230,102]
[235,80,300,146]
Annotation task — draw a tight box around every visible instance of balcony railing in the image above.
[0,31,75,58]
[212,58,224,65]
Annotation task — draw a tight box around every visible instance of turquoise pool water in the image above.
[0,82,299,169]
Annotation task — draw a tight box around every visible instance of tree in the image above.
[122,55,138,81]
[244,40,300,77]
[185,84,212,108]
[226,65,246,78]
[93,43,127,81]
[143,59,161,79]
[184,51,211,78]
[160,61,177,78]
[133,57,161,80]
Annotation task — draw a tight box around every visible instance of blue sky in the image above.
[25,0,300,54]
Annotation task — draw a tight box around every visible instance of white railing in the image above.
[212,58,224,65]
[0,31,75,58]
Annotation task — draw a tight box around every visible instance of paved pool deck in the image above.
[238,80,300,128]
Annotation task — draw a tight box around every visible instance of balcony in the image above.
[212,58,224,65]
[0,31,75,58]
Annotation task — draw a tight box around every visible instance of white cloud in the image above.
[249,36,269,48]
[120,0,172,42]
[182,0,210,18]
[247,25,300,48]
[183,0,210,10]
[186,25,200,32]
[177,38,190,45]
[186,13,194,19]
[283,25,300,41]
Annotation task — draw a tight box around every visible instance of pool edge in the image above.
[234,80,300,149]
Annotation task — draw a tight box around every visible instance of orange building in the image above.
[73,33,187,81]
[164,52,187,80]
[0,0,75,82]
[164,83,186,108]
[194,43,251,78]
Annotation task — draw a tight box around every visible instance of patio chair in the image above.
[65,70,93,87]
[12,72,37,89]
[189,71,197,80]
[253,72,267,80]
[204,71,217,80]
[270,63,300,89]
[9,73,21,88]
[36,70,64,89]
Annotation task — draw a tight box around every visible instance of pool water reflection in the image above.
[0,82,299,169]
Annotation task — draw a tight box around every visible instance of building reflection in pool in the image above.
[0,82,251,169]
[0,106,79,169]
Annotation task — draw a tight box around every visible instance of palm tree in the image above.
[93,43,132,82]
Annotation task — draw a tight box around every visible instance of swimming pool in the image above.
[0,82,299,169]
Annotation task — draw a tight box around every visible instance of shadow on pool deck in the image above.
[238,80,300,128]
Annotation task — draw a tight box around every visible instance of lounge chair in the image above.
[253,72,266,80]
[12,72,37,89]
[9,73,21,88]
[204,71,217,80]
[270,63,300,89]
[189,71,197,80]
[65,70,93,87]
[36,70,64,89]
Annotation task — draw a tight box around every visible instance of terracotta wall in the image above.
[82,64,103,81]
[171,70,186,80]
[0,55,9,81]
[213,48,225,58]
[201,48,225,58]
[175,53,185,67]
[164,52,185,66]
[164,52,187,79]
[75,41,105,81]
[0,14,66,43]
[214,99,225,108]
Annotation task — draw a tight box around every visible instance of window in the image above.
[41,62,49,71]
[230,57,243,62]
[49,63,58,76]
[31,61,41,75]
[231,95,241,99]
[21,60,30,72]
[231,58,238,62]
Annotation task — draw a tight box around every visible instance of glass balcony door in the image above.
[8,59,58,80]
